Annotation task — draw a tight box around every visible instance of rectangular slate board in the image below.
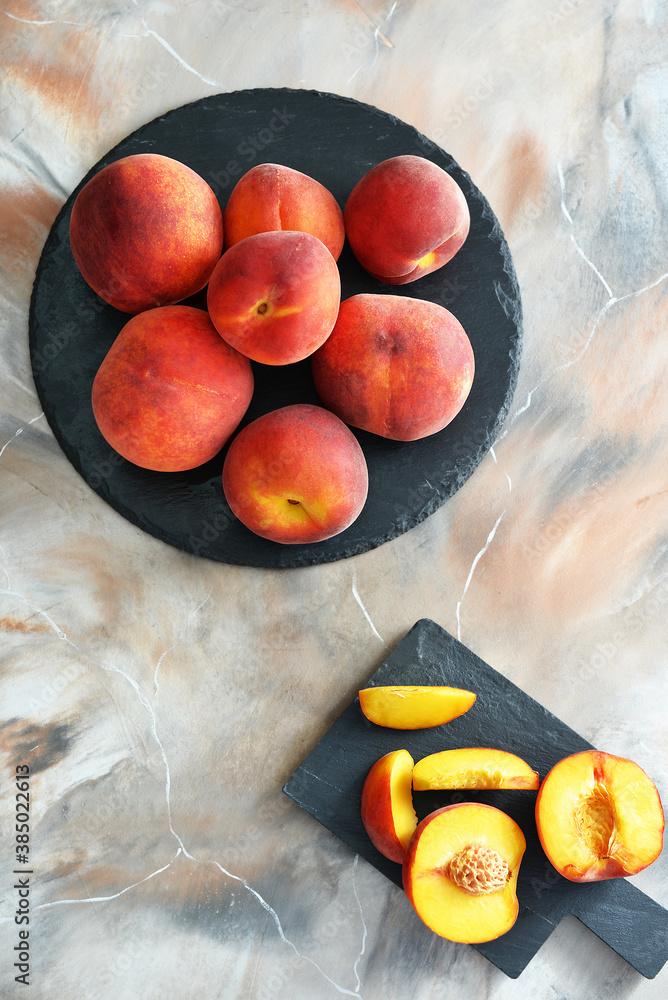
[283,618,668,979]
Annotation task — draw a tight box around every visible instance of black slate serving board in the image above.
[283,619,668,979]
[29,88,522,567]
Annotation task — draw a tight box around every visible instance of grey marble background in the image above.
[1,1,667,997]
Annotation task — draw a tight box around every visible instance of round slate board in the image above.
[29,88,522,567]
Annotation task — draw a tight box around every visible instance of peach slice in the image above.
[361,750,418,863]
[535,750,664,882]
[358,685,476,730]
[402,803,525,943]
[412,748,539,791]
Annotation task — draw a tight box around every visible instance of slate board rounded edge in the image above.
[29,87,523,568]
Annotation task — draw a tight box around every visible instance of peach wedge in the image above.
[412,748,539,791]
[535,750,664,882]
[361,749,418,863]
[358,685,476,730]
[403,803,525,943]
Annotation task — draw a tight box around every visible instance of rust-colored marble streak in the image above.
[0,615,52,634]
[0,183,62,287]
[501,132,549,233]
[0,718,72,775]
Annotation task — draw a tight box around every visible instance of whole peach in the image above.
[70,153,223,313]
[222,403,368,544]
[92,306,253,472]
[312,293,474,441]
[223,163,345,260]
[344,154,469,284]
[207,231,341,366]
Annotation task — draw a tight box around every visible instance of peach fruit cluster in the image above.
[70,151,473,544]
[358,685,664,944]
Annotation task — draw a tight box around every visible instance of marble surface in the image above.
[1,1,667,997]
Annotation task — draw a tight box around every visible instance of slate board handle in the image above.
[574,880,668,979]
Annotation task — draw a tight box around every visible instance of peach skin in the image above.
[208,231,341,365]
[361,750,418,863]
[91,305,253,472]
[221,403,368,544]
[311,293,474,441]
[223,162,345,260]
[70,153,223,313]
[344,154,469,284]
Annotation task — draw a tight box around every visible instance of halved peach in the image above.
[402,803,525,943]
[358,685,475,730]
[412,747,539,791]
[535,750,664,882]
[361,750,418,863]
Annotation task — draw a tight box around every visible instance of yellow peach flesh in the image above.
[403,803,525,943]
[536,750,664,881]
[358,685,476,729]
[391,752,419,852]
[412,748,539,791]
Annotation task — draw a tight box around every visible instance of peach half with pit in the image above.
[312,293,474,441]
[535,750,664,882]
[413,748,539,791]
[361,749,418,863]
[402,803,526,943]
[70,153,224,314]
[221,403,368,544]
[207,230,341,366]
[358,686,476,730]
[223,162,345,261]
[91,305,254,472]
[344,154,470,284]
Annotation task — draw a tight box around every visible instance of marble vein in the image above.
[1,10,88,27]
[352,567,386,644]
[500,164,668,440]
[0,590,365,998]
[34,853,180,911]
[351,854,368,993]
[0,412,44,461]
[153,589,211,695]
[119,7,220,87]
[455,509,506,642]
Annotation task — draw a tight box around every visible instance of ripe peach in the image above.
[358,686,476,729]
[91,306,253,472]
[344,154,469,284]
[311,293,474,441]
[70,153,223,313]
[412,748,539,791]
[207,231,341,366]
[535,750,664,882]
[361,750,418,863]
[221,403,368,544]
[403,803,525,943]
[223,163,345,260]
